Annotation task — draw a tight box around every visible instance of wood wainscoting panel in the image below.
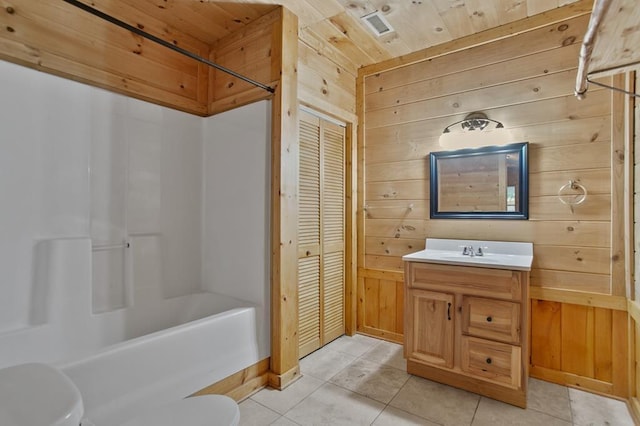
[531,299,562,371]
[530,299,628,398]
[358,268,404,343]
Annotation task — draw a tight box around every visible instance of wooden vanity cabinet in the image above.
[404,261,530,408]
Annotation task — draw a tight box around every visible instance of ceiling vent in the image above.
[361,11,394,37]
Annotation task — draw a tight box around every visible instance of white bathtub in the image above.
[61,295,262,425]
[0,238,269,425]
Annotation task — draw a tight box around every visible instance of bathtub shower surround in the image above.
[0,60,271,423]
[61,296,257,425]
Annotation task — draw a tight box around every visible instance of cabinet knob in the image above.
[306,250,311,256]
[485,358,492,365]
[486,316,493,323]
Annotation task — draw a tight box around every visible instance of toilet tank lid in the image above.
[0,363,84,426]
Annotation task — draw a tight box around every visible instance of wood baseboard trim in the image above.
[407,359,526,408]
[268,364,301,390]
[192,358,270,402]
[529,365,622,398]
[628,397,640,425]
[358,326,403,344]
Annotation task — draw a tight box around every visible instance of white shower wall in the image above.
[202,101,272,355]
[1,60,91,332]
[0,61,203,332]
[202,101,271,304]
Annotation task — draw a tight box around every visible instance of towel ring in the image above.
[557,180,587,206]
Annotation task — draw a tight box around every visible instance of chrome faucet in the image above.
[462,245,484,256]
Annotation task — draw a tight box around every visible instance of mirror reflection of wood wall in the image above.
[437,152,520,212]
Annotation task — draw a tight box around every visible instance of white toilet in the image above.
[0,363,240,426]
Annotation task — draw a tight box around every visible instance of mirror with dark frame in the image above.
[429,142,529,220]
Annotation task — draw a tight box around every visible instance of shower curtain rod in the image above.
[62,0,276,94]
[574,0,611,99]
[574,0,639,99]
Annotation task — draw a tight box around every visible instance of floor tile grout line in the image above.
[526,405,573,424]
[365,373,441,426]
[317,339,446,425]
[372,374,444,426]
[292,337,632,425]
[263,376,328,419]
[247,397,285,417]
[353,340,409,373]
[357,341,577,425]
[325,365,411,405]
[567,388,576,425]
[300,340,438,426]
[305,342,558,426]
[469,397,481,426]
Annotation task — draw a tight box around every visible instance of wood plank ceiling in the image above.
[588,0,640,76]
[114,0,582,69]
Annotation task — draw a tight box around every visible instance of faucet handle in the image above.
[461,246,469,255]
[476,246,483,256]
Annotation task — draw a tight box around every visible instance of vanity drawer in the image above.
[461,336,521,388]
[462,297,520,344]
[409,262,522,301]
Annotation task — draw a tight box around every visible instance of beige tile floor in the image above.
[240,334,636,426]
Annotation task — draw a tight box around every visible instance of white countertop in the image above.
[402,238,533,271]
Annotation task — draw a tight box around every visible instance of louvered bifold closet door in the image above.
[298,111,321,358]
[298,110,346,359]
[321,122,345,344]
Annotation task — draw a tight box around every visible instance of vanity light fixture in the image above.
[438,112,512,149]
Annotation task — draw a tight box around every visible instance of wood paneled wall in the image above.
[629,72,640,422]
[208,9,282,115]
[358,10,631,398]
[630,301,640,421]
[297,29,357,121]
[0,1,289,117]
[259,6,301,391]
[0,0,210,115]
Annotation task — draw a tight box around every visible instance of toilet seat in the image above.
[118,395,240,426]
[0,363,83,426]
[0,363,239,426]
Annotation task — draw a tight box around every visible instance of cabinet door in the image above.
[407,289,455,368]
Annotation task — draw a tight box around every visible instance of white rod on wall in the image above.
[574,0,613,99]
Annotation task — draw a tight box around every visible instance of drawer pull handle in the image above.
[486,316,493,323]
[447,303,452,321]
[486,358,492,365]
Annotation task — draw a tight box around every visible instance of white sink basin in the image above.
[402,238,533,271]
